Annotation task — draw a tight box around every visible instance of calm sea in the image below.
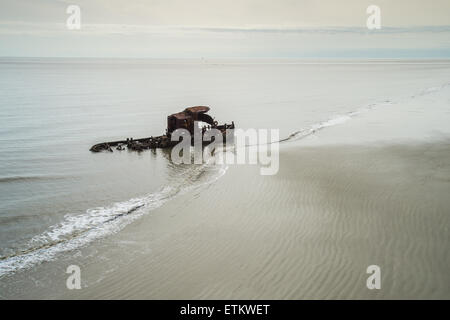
[1,58,449,276]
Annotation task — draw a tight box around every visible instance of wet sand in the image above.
[49,141,449,299]
[55,83,450,300]
[1,63,449,299]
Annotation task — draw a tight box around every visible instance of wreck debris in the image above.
[90,106,235,153]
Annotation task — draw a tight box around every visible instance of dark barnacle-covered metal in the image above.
[89,106,234,152]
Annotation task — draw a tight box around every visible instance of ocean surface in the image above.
[0,58,449,298]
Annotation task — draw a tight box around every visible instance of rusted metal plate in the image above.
[184,106,210,114]
[170,112,190,120]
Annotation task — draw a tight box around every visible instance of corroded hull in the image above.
[90,106,234,153]
[89,135,172,152]
[90,125,234,153]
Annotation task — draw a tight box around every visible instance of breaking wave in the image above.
[280,105,376,143]
[280,82,450,144]
[0,159,228,277]
[1,82,447,278]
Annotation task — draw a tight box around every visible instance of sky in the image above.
[1,0,450,58]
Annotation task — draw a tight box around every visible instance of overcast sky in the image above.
[1,0,450,58]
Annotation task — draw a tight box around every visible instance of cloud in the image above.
[1,2,449,58]
[2,0,450,28]
[1,21,450,36]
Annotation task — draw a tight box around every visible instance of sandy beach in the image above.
[2,0,450,306]
[62,142,449,299]
[2,77,449,299]
[6,141,444,299]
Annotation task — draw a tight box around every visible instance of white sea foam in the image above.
[281,83,449,144]
[1,82,447,278]
[0,160,227,277]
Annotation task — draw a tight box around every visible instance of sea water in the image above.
[1,58,449,278]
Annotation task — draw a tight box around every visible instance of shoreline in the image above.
[1,140,449,299]
[1,62,449,300]
[68,141,450,299]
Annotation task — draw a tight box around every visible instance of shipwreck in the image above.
[89,106,235,152]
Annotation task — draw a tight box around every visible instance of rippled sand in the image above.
[2,142,449,299]
[1,61,449,299]
[43,142,445,299]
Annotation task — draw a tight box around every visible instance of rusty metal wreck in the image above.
[89,106,235,152]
